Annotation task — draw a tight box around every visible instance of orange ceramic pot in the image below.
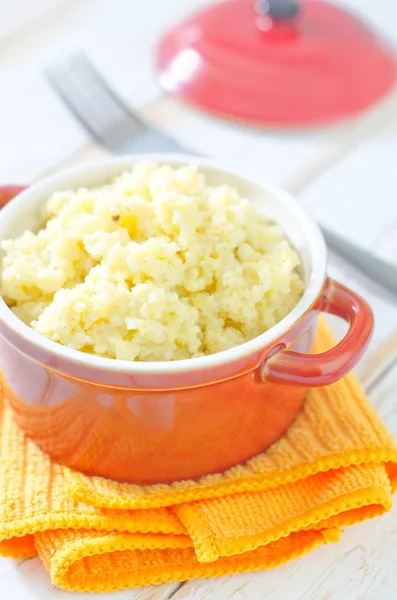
[0,156,373,483]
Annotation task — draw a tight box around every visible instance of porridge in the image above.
[1,164,303,361]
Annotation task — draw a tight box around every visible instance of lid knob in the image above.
[255,0,300,21]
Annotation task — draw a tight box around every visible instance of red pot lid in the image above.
[156,0,397,126]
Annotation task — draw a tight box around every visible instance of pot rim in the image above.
[0,154,327,375]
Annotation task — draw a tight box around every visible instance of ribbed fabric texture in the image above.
[0,320,396,592]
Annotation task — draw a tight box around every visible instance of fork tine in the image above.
[74,54,146,127]
[45,53,145,150]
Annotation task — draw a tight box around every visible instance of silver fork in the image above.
[45,54,186,155]
[45,54,397,298]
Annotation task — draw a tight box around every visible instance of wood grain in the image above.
[1,557,183,600]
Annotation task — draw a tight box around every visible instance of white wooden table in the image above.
[1,1,397,598]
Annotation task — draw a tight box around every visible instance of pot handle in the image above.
[0,185,26,208]
[261,278,374,386]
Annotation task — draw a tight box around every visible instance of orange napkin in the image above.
[0,320,396,592]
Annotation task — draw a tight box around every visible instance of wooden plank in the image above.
[0,0,72,44]
[0,0,109,184]
[0,557,182,599]
[296,93,397,257]
[294,85,397,384]
[0,67,88,184]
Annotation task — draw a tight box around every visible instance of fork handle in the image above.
[321,225,397,297]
